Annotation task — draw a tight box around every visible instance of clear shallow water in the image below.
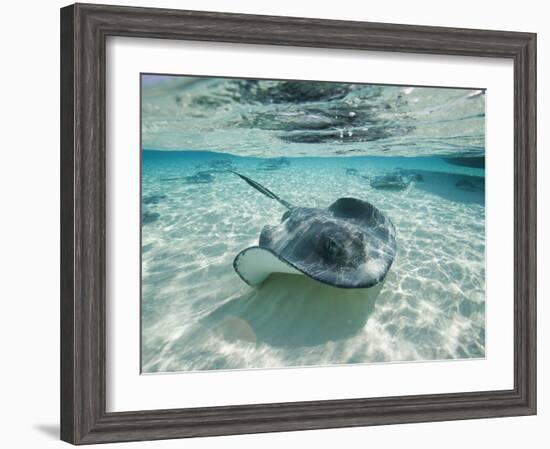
[141,77,485,373]
[141,151,485,373]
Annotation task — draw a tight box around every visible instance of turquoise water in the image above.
[141,77,485,373]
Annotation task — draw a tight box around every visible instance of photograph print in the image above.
[141,74,486,374]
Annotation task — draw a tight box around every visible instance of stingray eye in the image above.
[325,239,337,253]
[319,236,346,262]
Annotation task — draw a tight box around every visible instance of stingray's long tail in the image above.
[230,171,293,210]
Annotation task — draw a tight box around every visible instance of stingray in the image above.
[369,173,411,190]
[257,157,291,171]
[142,193,167,205]
[142,211,160,225]
[397,169,424,183]
[184,171,215,184]
[194,159,236,172]
[231,172,397,289]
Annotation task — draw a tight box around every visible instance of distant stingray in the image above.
[257,157,291,171]
[369,173,411,190]
[184,171,215,184]
[194,159,236,172]
[142,211,160,225]
[397,169,424,183]
[208,159,235,170]
[142,193,167,205]
[231,171,397,290]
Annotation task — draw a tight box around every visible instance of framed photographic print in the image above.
[60,3,536,445]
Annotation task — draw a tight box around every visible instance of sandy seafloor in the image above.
[141,152,485,373]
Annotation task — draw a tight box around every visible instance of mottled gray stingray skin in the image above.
[232,172,397,289]
[370,173,410,190]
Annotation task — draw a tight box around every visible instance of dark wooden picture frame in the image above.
[60,3,536,445]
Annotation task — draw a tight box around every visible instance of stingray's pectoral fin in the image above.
[233,247,301,287]
[230,170,293,210]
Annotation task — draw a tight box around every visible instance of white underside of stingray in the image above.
[234,246,303,286]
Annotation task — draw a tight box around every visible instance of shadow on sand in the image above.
[203,273,382,349]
